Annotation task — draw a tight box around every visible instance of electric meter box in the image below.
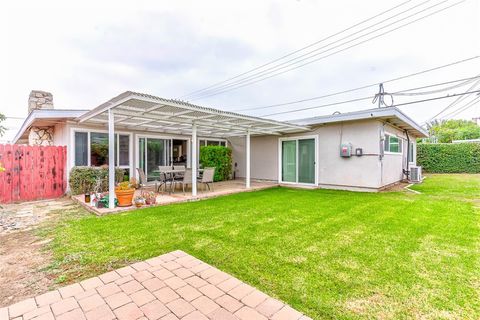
[340,143,352,157]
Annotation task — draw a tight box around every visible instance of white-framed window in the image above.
[408,141,415,162]
[198,139,227,147]
[74,131,131,168]
[384,133,403,153]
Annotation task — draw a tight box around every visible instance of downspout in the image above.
[379,123,385,186]
[403,129,410,180]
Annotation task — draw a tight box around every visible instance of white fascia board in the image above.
[292,107,428,137]
[12,109,88,144]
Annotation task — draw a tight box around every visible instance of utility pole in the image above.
[372,83,385,108]
[378,83,384,108]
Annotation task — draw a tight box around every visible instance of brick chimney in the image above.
[28,90,54,146]
[28,90,54,113]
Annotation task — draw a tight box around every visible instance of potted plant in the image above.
[133,195,145,208]
[115,181,134,207]
[96,193,119,208]
[143,191,157,205]
[95,193,105,208]
[90,177,103,207]
[130,177,139,189]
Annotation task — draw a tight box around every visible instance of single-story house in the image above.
[13,90,428,206]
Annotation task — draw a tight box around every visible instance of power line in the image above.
[261,96,375,117]
[441,95,480,119]
[392,90,480,107]
[392,76,480,96]
[445,97,480,119]
[185,0,433,99]
[427,78,480,121]
[179,0,415,99]
[262,89,480,118]
[187,0,464,100]
[229,56,479,112]
[188,0,448,100]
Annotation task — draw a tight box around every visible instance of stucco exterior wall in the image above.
[230,119,384,188]
[53,123,67,146]
[228,135,278,181]
[229,119,414,191]
[52,118,416,192]
[64,123,233,185]
[314,120,382,190]
[380,123,416,186]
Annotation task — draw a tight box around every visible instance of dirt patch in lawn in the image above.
[380,181,411,192]
[0,198,87,307]
[344,293,394,319]
[0,230,55,307]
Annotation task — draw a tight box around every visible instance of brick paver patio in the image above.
[0,250,311,320]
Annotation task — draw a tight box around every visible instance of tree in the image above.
[427,119,480,143]
[0,113,5,137]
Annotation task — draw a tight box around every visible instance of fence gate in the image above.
[0,145,67,203]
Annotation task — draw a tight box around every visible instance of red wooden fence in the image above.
[0,145,67,203]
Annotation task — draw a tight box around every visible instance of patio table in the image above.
[153,168,204,174]
[153,168,204,193]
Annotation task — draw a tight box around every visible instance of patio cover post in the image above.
[108,108,115,209]
[246,129,251,189]
[192,123,197,197]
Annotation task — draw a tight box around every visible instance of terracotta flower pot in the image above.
[115,188,134,207]
[146,198,156,205]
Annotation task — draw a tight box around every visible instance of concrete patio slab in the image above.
[72,179,277,216]
[1,250,311,320]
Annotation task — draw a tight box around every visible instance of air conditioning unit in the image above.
[410,166,422,182]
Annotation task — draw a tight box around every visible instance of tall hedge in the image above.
[69,166,125,195]
[199,146,232,181]
[417,143,480,173]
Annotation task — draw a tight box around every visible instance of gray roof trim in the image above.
[12,109,88,144]
[291,107,428,137]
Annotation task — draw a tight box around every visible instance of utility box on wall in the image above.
[340,143,352,157]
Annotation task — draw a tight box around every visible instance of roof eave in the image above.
[292,107,428,138]
[12,109,88,144]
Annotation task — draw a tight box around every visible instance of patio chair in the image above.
[173,165,186,180]
[199,167,215,192]
[136,168,158,192]
[174,168,192,194]
[158,166,174,193]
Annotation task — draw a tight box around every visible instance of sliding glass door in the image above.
[280,137,316,185]
[282,140,297,183]
[138,137,171,181]
[298,139,315,184]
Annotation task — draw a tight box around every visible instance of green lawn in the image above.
[49,174,480,319]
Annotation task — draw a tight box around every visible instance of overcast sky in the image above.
[1,0,479,142]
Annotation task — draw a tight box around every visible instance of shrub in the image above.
[69,166,125,195]
[417,143,480,173]
[199,146,232,181]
